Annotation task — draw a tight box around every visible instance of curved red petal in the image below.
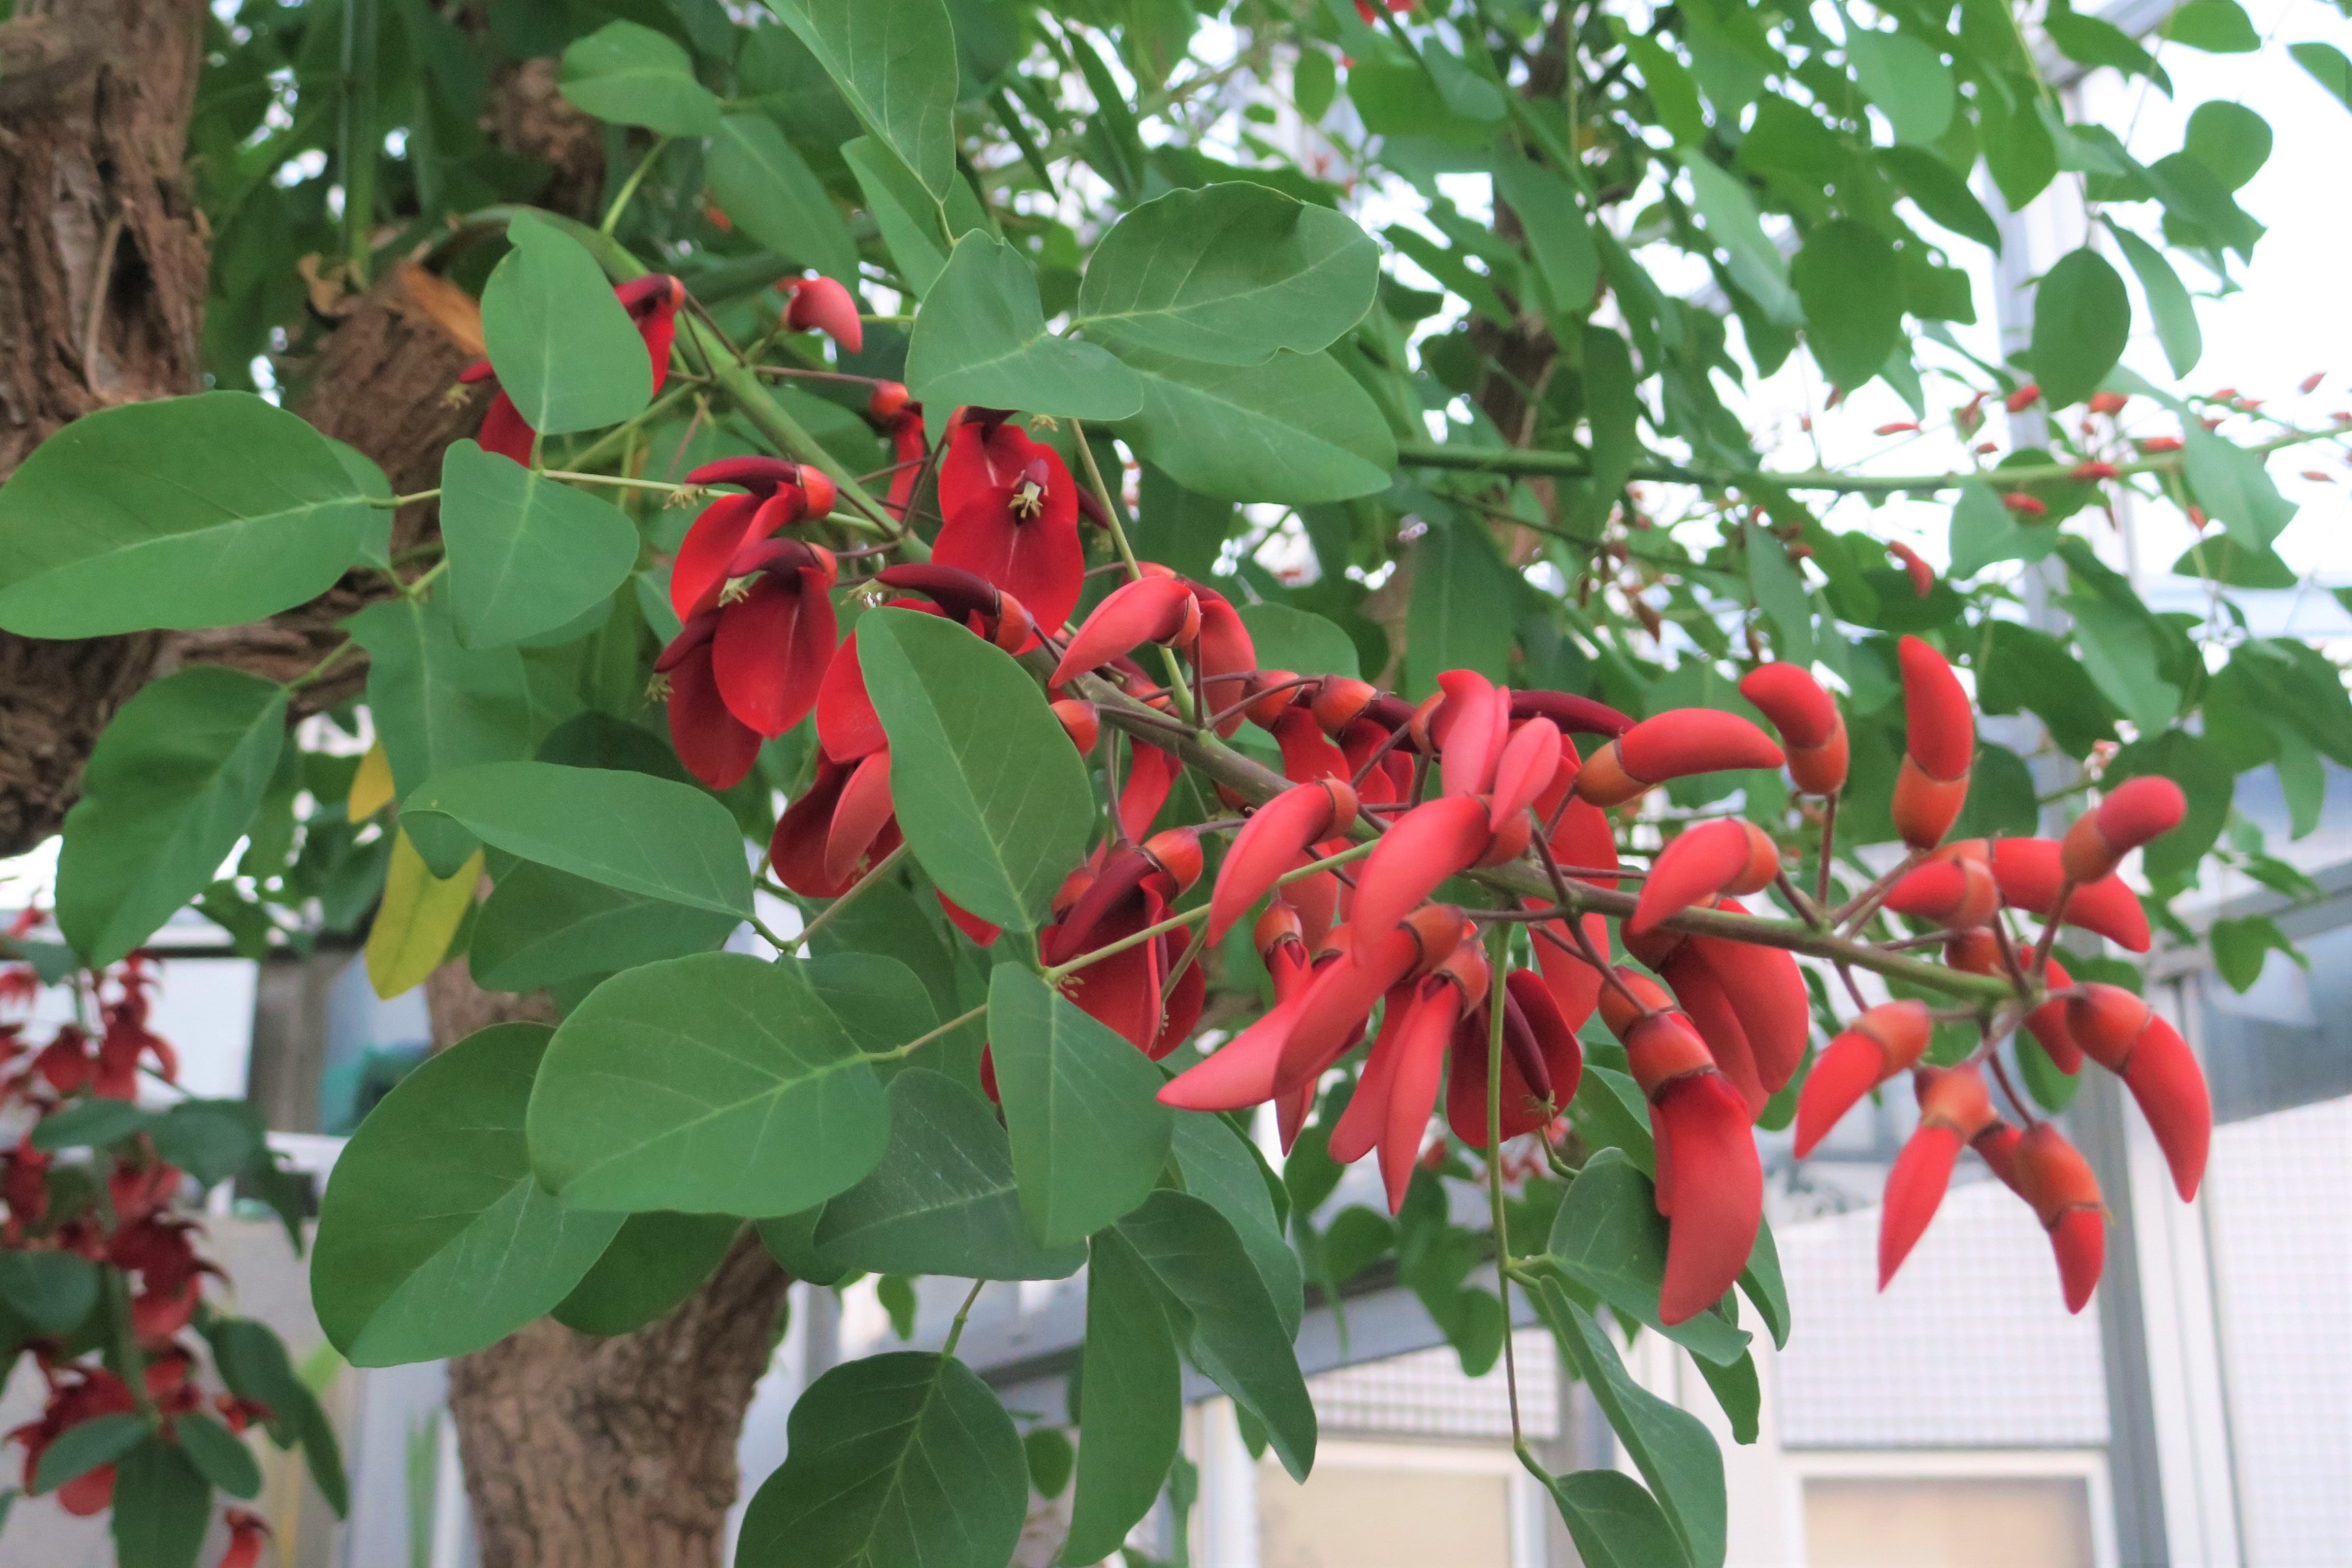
[2121,1015,2211,1199]
[478,392,536,466]
[1794,1031,1885,1157]
[1653,1074,1763,1323]
[1051,576,1196,685]
[1489,718,1562,830]
[815,630,886,762]
[1898,635,1974,780]
[1348,796,1491,946]
[822,749,897,888]
[712,573,834,736]
[1634,820,1752,934]
[1211,783,1335,944]
[1662,953,1766,1116]
[1878,1124,1963,1288]
[1380,988,1459,1213]
[666,645,762,789]
[1617,709,1785,783]
[935,422,1084,632]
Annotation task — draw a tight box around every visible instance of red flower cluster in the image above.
[0,954,266,1541]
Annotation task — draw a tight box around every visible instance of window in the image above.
[1804,1476,2095,1568]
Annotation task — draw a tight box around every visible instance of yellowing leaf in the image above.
[347,741,395,822]
[365,831,481,999]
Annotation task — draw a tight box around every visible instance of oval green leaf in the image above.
[1074,183,1378,364]
[527,953,888,1215]
[988,965,1174,1248]
[550,1211,744,1336]
[1100,338,1396,504]
[855,607,1094,933]
[469,861,741,993]
[481,212,654,438]
[2030,247,2131,410]
[438,442,640,649]
[558,20,723,137]
[401,761,753,917]
[1543,1149,1751,1365]
[813,1070,1088,1280]
[0,393,373,637]
[57,667,288,967]
[1063,1228,1184,1564]
[312,1023,624,1365]
[1792,219,1902,390]
[737,1351,1028,1568]
[769,0,961,200]
[1117,1190,1317,1481]
[907,233,1144,419]
[708,113,860,284]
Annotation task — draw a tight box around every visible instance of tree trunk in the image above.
[0,0,210,854]
[425,963,791,1568]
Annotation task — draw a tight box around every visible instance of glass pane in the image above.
[1258,1457,1512,1568]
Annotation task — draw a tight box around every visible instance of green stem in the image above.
[872,1002,987,1062]
[564,382,697,472]
[288,638,358,691]
[1482,925,1525,1451]
[541,470,702,495]
[1395,426,2333,494]
[791,842,910,951]
[371,487,440,509]
[601,136,672,235]
[400,559,450,601]
[943,1278,986,1357]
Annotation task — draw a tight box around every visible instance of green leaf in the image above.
[855,607,1094,932]
[737,1352,1028,1568]
[1074,184,1377,364]
[1792,219,1902,389]
[2030,249,2130,410]
[1541,1468,1692,1568]
[1117,1190,1317,1481]
[1296,47,1337,120]
[1237,603,1359,680]
[1947,480,2052,580]
[0,1251,98,1335]
[1877,146,2002,252]
[769,0,961,202]
[1025,1426,1074,1499]
[1536,1281,1727,1568]
[988,966,1173,1247]
[802,951,939,1062]
[1844,27,1952,144]
[2064,594,2179,731]
[2208,914,2300,993]
[2184,101,2271,191]
[1171,1112,1303,1338]
[707,114,860,284]
[1744,521,1812,664]
[907,234,1143,419]
[57,668,288,967]
[32,1413,147,1494]
[1625,35,1707,145]
[2167,0,2259,52]
[2168,536,2293,589]
[0,393,373,637]
[2184,423,2296,551]
[1684,160,1800,325]
[1738,1221,1790,1350]
[1494,153,1600,315]
[1064,1227,1184,1564]
[1544,1149,1751,1365]
[175,1412,262,1499]
[481,211,653,438]
[845,137,950,297]
[815,1070,1088,1279]
[552,1211,743,1335]
[402,762,753,917]
[1567,1065,1655,1175]
[1407,520,1517,696]
[2291,41,2352,111]
[1694,1351,1762,1444]
[1100,339,1395,504]
[30,1097,149,1151]
[312,1024,624,1365]
[558,20,722,135]
[527,953,887,1215]
[108,1438,209,1568]
[203,1317,347,1514]
[110,1439,211,1568]
[1132,463,1237,582]
[470,861,741,992]
[345,595,547,796]
[2103,224,2200,378]
[438,443,640,649]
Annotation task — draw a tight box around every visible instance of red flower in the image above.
[670,458,833,620]
[934,412,1084,633]
[654,536,838,786]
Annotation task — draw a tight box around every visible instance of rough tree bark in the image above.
[425,966,791,1568]
[0,0,211,855]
